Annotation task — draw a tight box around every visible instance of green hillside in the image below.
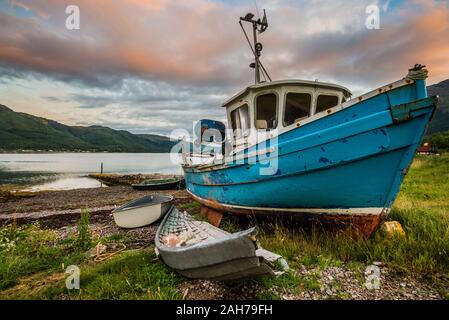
[427,79,449,135]
[0,105,175,153]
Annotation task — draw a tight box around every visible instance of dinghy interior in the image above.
[155,205,289,281]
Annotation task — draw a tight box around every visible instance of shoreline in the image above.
[0,185,192,227]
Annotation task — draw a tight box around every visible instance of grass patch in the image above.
[0,223,86,291]
[258,214,449,277]
[30,249,182,300]
[220,216,244,233]
[256,271,302,299]
[178,201,201,211]
[101,232,134,245]
[254,154,449,291]
[75,209,92,251]
[0,224,181,300]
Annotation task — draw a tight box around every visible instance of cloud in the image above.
[0,0,249,88]
[1,0,449,135]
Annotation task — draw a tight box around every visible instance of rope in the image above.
[239,21,255,56]
[93,242,127,262]
[406,69,428,80]
[406,65,428,80]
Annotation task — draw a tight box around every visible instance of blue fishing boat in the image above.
[181,12,438,237]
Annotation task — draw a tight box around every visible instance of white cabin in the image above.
[222,80,352,151]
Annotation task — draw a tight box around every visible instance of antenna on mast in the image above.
[239,10,271,84]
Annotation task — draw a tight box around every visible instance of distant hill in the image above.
[426,79,449,135]
[0,105,176,153]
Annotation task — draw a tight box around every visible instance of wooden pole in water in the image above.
[100,162,103,174]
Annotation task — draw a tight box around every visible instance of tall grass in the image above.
[0,223,85,291]
[75,209,92,251]
[29,250,182,300]
[258,154,449,277]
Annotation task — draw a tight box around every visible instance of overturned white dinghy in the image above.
[112,195,173,229]
[155,206,288,281]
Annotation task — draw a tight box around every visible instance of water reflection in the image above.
[0,153,182,191]
[22,176,106,192]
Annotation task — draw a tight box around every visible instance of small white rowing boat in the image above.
[112,194,173,228]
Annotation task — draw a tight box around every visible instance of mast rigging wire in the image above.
[238,21,272,82]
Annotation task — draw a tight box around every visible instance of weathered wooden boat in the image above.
[112,194,173,228]
[132,178,184,191]
[155,205,288,281]
[181,12,438,237]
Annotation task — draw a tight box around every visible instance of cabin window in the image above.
[316,95,339,114]
[230,104,250,138]
[255,93,277,130]
[283,93,311,126]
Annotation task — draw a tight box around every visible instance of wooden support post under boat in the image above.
[192,193,386,238]
[200,206,223,227]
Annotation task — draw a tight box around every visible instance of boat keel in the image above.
[191,193,386,238]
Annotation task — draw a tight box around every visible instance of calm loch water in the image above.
[0,153,182,191]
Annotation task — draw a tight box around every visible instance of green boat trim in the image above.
[132,178,185,190]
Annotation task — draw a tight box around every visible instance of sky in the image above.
[1,0,449,136]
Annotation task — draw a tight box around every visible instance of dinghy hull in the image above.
[132,178,184,191]
[155,206,288,280]
[112,195,173,228]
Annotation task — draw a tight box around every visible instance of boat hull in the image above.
[189,191,386,237]
[112,195,173,228]
[132,179,184,191]
[183,80,437,236]
[155,206,288,280]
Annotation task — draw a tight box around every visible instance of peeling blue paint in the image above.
[319,157,331,164]
[184,81,436,212]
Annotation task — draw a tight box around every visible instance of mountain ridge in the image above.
[0,105,176,153]
[426,79,449,135]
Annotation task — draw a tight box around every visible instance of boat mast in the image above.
[239,10,270,84]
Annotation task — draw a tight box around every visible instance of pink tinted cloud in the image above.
[1,0,449,89]
[1,0,247,86]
